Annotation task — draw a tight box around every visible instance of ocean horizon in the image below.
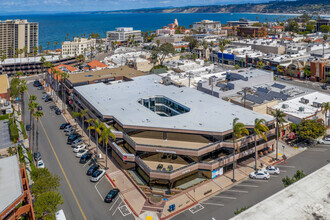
[0,12,300,49]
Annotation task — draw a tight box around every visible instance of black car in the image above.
[104,189,120,203]
[33,80,42,87]
[79,153,93,164]
[55,108,61,115]
[37,105,42,111]
[67,133,82,144]
[87,165,100,175]
[45,97,53,102]
[33,152,41,161]
[60,123,70,129]
[26,125,31,131]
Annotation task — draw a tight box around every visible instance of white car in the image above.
[318,139,330,145]
[262,166,280,175]
[91,169,106,182]
[76,149,88,158]
[72,139,84,148]
[37,160,45,168]
[73,144,86,153]
[249,170,270,180]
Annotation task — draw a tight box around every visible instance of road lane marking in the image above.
[39,117,87,220]
[246,179,268,183]
[112,201,123,216]
[202,203,224,206]
[307,148,327,152]
[277,165,295,168]
[118,205,131,217]
[109,196,120,211]
[236,184,259,188]
[95,176,105,201]
[213,195,237,199]
[189,204,204,214]
[226,190,248,193]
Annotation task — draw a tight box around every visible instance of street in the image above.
[24,82,134,220]
[174,143,330,220]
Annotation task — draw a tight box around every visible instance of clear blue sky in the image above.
[0,0,269,14]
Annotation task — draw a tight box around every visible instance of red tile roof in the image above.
[87,60,108,69]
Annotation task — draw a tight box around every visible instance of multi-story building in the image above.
[316,18,330,32]
[72,74,276,189]
[193,20,221,33]
[61,38,96,56]
[107,27,143,43]
[237,26,267,38]
[227,18,258,27]
[310,60,330,82]
[0,19,38,58]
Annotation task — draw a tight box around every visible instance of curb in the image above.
[105,173,117,187]
[160,201,198,220]
[272,158,284,165]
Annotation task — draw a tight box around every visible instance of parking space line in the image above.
[109,196,120,211]
[307,148,327,152]
[246,179,268,183]
[277,165,295,168]
[226,190,248,193]
[189,204,204,214]
[118,205,132,217]
[236,184,259,188]
[112,201,123,216]
[213,196,237,200]
[202,203,224,206]
[94,176,105,201]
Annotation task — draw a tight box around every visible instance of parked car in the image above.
[37,105,42,111]
[67,134,81,144]
[321,84,327,90]
[45,97,53,102]
[72,139,84,148]
[262,166,280,175]
[37,160,45,168]
[249,170,270,180]
[60,123,70,129]
[87,165,100,175]
[91,169,106,182]
[26,125,31,131]
[104,189,120,203]
[33,80,42,87]
[318,139,330,145]
[42,94,49,99]
[65,129,76,136]
[76,149,88,158]
[64,125,72,132]
[73,144,86,153]
[37,86,43,90]
[55,108,61,115]
[34,152,41,161]
[79,153,93,164]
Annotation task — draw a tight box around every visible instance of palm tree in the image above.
[232,118,249,182]
[87,119,104,160]
[18,78,27,119]
[85,118,94,146]
[254,118,269,171]
[271,109,287,160]
[98,125,116,169]
[33,110,44,163]
[72,109,88,135]
[323,35,328,58]
[58,71,69,111]
[218,39,230,68]
[321,102,330,128]
[28,96,37,151]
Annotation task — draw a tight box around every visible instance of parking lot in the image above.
[24,82,134,220]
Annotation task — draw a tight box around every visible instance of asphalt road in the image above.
[174,144,330,220]
[24,83,134,220]
[278,77,330,94]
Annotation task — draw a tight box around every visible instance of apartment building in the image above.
[316,18,330,32]
[193,20,221,33]
[107,27,143,43]
[72,74,276,189]
[61,38,96,56]
[0,19,38,58]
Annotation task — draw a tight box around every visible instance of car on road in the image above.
[76,149,88,158]
[37,105,42,111]
[249,170,270,180]
[262,166,280,175]
[60,123,70,129]
[55,108,61,115]
[37,160,45,168]
[67,133,82,144]
[87,165,100,175]
[91,169,106,182]
[64,125,72,132]
[73,144,86,153]
[34,152,41,161]
[321,84,327,90]
[42,94,49,99]
[45,97,53,102]
[26,125,31,131]
[33,80,42,87]
[72,139,84,147]
[79,153,93,164]
[318,139,330,145]
[104,189,120,203]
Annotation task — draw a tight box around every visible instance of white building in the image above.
[61,38,96,56]
[107,27,143,43]
[193,20,221,33]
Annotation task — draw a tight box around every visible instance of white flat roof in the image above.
[75,74,273,133]
[0,156,23,213]
[2,55,72,65]
[272,92,330,119]
[231,163,330,220]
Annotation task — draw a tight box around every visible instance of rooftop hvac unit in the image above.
[312,102,322,108]
[300,98,309,104]
[298,107,305,112]
[282,104,289,109]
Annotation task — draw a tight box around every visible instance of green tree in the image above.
[28,96,37,151]
[254,118,269,171]
[321,102,330,128]
[85,118,94,146]
[271,109,287,160]
[235,64,240,70]
[296,120,326,141]
[31,168,61,196]
[303,65,311,78]
[219,39,230,68]
[319,25,330,33]
[184,36,199,51]
[87,119,104,160]
[99,125,116,169]
[257,61,265,69]
[232,118,249,182]
[305,24,315,33]
[33,111,44,159]
[289,123,297,132]
[152,43,175,66]
[34,191,63,220]
[282,170,306,187]
[72,109,88,136]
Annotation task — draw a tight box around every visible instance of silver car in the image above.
[91,169,106,182]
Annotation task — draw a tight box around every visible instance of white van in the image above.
[55,210,66,220]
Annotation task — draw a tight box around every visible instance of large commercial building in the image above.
[193,20,221,33]
[316,18,330,32]
[72,74,276,189]
[0,19,38,58]
[62,38,96,56]
[107,27,143,43]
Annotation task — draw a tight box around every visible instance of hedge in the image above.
[0,114,9,120]
[9,118,19,142]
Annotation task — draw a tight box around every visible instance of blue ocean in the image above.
[0,13,297,49]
